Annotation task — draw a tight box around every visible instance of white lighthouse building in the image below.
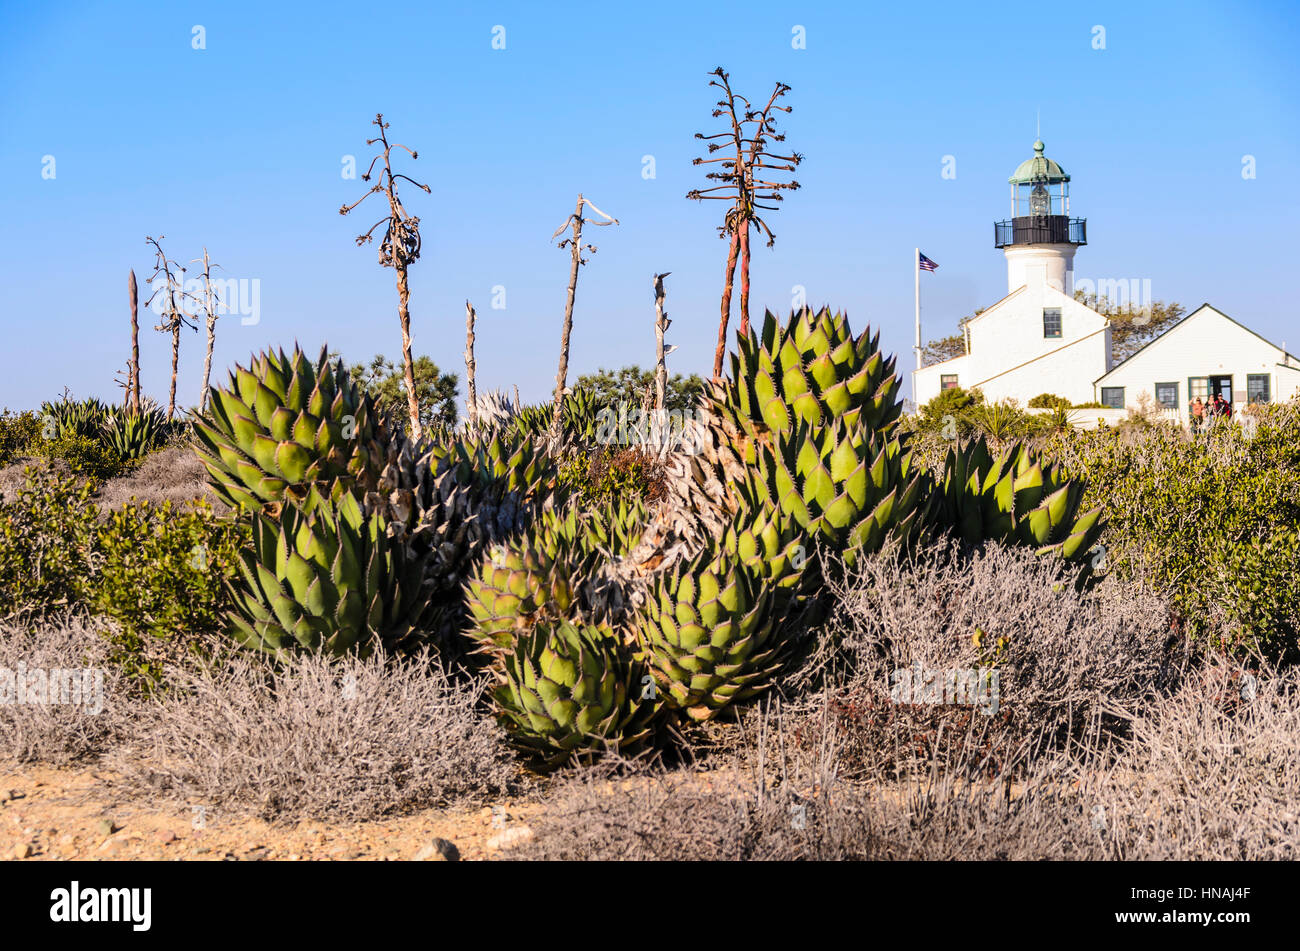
[911,140,1300,419]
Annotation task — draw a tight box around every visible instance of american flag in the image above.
[918,252,939,272]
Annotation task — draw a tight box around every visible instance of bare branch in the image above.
[579,197,618,224]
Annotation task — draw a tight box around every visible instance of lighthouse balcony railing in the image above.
[993,216,1087,248]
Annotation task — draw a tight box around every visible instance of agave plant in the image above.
[357,428,562,650]
[711,307,902,465]
[463,506,594,661]
[742,418,927,567]
[651,306,910,564]
[193,344,388,511]
[513,388,600,446]
[225,488,431,658]
[584,496,648,557]
[102,406,167,461]
[445,432,555,503]
[469,389,518,434]
[934,436,1105,560]
[635,541,790,721]
[494,619,656,769]
[1038,404,1079,435]
[716,496,808,596]
[40,398,110,440]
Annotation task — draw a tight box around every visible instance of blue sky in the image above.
[1,0,1297,410]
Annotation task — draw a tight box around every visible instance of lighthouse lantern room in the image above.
[994,140,1087,294]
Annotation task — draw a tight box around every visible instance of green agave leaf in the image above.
[227,411,263,453]
[275,440,313,485]
[234,367,261,409]
[250,433,283,478]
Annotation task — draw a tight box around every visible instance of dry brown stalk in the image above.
[550,193,618,436]
[193,247,223,412]
[464,299,478,431]
[688,68,802,378]
[340,113,431,439]
[653,272,672,412]
[144,235,198,421]
[127,269,141,412]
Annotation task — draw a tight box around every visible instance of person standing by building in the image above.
[1211,393,1228,424]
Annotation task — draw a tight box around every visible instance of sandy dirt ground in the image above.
[0,765,544,861]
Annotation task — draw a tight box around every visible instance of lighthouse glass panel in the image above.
[1030,184,1051,216]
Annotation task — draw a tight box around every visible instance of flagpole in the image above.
[914,248,921,374]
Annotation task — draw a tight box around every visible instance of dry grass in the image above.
[780,539,1180,781]
[1,613,518,823]
[107,649,518,822]
[1,527,1295,856]
[0,458,71,501]
[2,609,1297,856]
[0,613,127,766]
[1091,655,1300,859]
[520,657,1300,859]
[93,444,216,512]
[0,444,214,514]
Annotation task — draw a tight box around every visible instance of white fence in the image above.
[1026,406,1183,430]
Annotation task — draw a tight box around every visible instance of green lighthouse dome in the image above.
[1009,139,1070,185]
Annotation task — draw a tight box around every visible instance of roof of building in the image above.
[915,285,1111,377]
[1009,140,1070,185]
[1094,303,1300,384]
[965,282,1107,329]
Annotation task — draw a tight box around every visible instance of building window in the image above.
[1188,377,1209,404]
[1043,308,1062,339]
[1247,374,1271,403]
[1154,382,1178,409]
[940,374,958,390]
[1101,387,1125,408]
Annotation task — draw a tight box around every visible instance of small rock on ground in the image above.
[486,826,534,852]
[414,838,459,861]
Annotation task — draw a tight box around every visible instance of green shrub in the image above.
[557,447,666,507]
[1028,393,1071,410]
[967,399,1031,442]
[0,409,44,466]
[1027,404,1077,436]
[0,467,99,614]
[1069,401,1106,409]
[7,398,158,478]
[909,386,983,440]
[1042,411,1300,660]
[92,499,248,692]
[34,432,131,480]
[1211,530,1300,655]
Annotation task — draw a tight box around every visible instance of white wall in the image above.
[1004,244,1076,296]
[913,354,971,406]
[1027,406,1129,430]
[1095,305,1298,422]
[913,267,1110,408]
[965,278,1108,385]
[975,328,1110,406]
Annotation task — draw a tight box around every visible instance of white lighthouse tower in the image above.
[994,140,1087,294]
